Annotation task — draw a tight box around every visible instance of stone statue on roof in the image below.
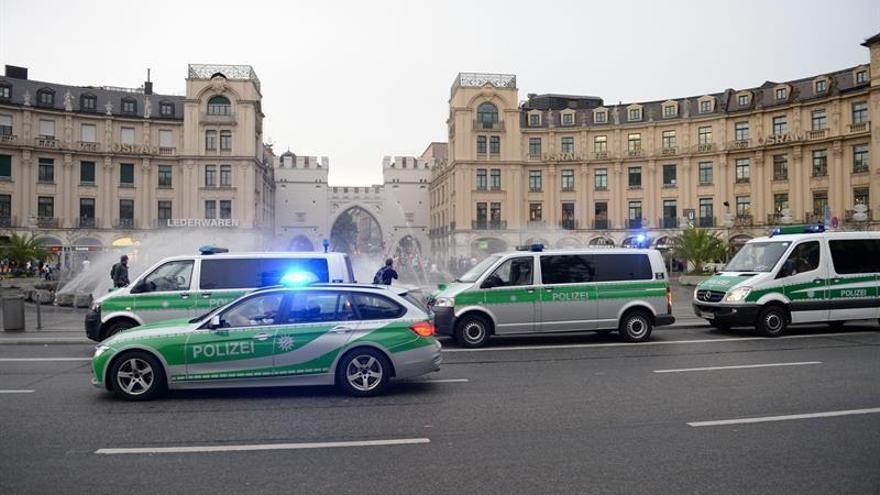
[64,91,73,111]
[105,101,113,115]
[144,98,152,119]
[23,91,31,106]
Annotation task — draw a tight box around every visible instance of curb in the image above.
[0,337,93,345]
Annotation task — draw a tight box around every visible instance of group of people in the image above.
[0,259,61,281]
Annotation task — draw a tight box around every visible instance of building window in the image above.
[207,95,231,116]
[119,199,135,223]
[219,130,232,150]
[812,149,827,177]
[663,200,677,227]
[38,158,54,183]
[529,138,542,157]
[628,201,642,222]
[81,94,96,111]
[205,165,216,187]
[561,136,574,153]
[205,200,217,219]
[159,130,173,148]
[39,119,55,138]
[120,163,134,185]
[476,102,498,128]
[698,161,713,185]
[490,169,501,190]
[0,154,10,179]
[37,89,55,107]
[529,114,541,127]
[121,98,136,114]
[699,99,712,113]
[561,203,575,228]
[736,196,751,217]
[476,168,487,190]
[476,202,487,224]
[490,202,501,224]
[811,109,827,131]
[561,169,575,191]
[737,94,750,106]
[489,136,500,154]
[775,88,787,100]
[594,202,608,226]
[734,122,750,141]
[594,111,607,123]
[79,198,95,223]
[661,130,676,149]
[158,165,172,187]
[80,124,96,143]
[476,135,487,154]
[0,195,9,221]
[773,193,789,213]
[0,114,11,136]
[205,130,217,150]
[663,105,676,118]
[220,200,232,219]
[627,133,641,153]
[854,187,870,208]
[628,167,642,188]
[852,102,868,124]
[158,201,172,221]
[38,197,54,218]
[121,127,135,145]
[812,191,828,216]
[628,108,641,121]
[160,101,174,117]
[815,79,827,94]
[699,198,713,222]
[772,116,787,135]
[853,144,869,173]
[697,126,712,145]
[773,155,788,180]
[735,158,750,183]
[662,164,676,186]
[0,84,10,100]
[593,135,607,153]
[856,70,868,84]
[594,168,608,190]
[562,113,574,126]
[528,170,542,192]
[80,161,95,184]
[529,203,543,222]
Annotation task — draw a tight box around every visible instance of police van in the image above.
[693,225,880,336]
[431,245,675,347]
[86,248,356,341]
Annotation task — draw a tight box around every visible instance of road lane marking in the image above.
[443,331,876,352]
[95,437,431,455]
[0,389,35,394]
[688,407,880,427]
[0,357,91,362]
[654,361,822,374]
[405,378,469,384]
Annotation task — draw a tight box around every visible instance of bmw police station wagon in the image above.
[693,225,880,336]
[86,248,356,341]
[91,283,441,400]
[432,245,675,347]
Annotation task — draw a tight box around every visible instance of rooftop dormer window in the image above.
[121,98,137,114]
[593,109,607,123]
[561,112,575,126]
[80,94,97,111]
[737,93,750,106]
[528,113,541,127]
[0,84,11,101]
[775,87,787,100]
[628,107,642,122]
[855,70,868,85]
[662,103,677,118]
[207,95,231,116]
[476,102,498,129]
[159,101,174,117]
[37,88,55,107]
[815,79,827,94]
[698,97,714,113]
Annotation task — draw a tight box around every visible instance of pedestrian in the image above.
[372,258,399,286]
[110,255,130,288]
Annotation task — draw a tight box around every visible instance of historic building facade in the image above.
[0,64,275,263]
[431,34,880,259]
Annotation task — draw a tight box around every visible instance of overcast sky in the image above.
[1,0,878,185]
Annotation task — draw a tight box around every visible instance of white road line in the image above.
[0,389,35,394]
[95,437,431,455]
[443,331,875,353]
[654,361,822,374]
[406,378,469,384]
[0,357,91,362]
[688,407,880,427]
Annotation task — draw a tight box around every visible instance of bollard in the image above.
[36,297,42,330]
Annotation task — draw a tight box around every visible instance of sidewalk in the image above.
[0,301,92,344]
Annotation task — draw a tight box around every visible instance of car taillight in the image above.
[666,286,672,314]
[410,321,435,337]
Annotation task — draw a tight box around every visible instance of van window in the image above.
[483,257,533,287]
[199,258,330,289]
[541,255,595,284]
[352,293,405,319]
[593,254,652,281]
[286,292,355,323]
[783,241,820,275]
[219,292,285,328]
[829,239,880,274]
[136,260,193,293]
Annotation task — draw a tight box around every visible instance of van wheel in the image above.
[103,320,136,339]
[454,314,491,348]
[619,310,652,342]
[757,306,788,337]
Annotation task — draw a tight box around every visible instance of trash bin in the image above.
[2,295,26,331]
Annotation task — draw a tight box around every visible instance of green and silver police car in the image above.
[91,283,441,400]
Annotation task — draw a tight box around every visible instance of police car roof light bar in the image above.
[515,243,544,252]
[199,245,229,255]
[768,224,825,237]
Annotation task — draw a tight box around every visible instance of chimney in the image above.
[5,65,28,80]
[144,68,153,95]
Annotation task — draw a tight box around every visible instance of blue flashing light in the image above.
[199,245,229,255]
[635,234,646,244]
[280,271,319,287]
[768,224,825,237]
[322,239,330,253]
[516,243,544,252]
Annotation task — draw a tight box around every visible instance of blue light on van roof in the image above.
[636,234,646,243]
[280,271,319,287]
[199,245,229,255]
[516,243,544,252]
[768,224,825,237]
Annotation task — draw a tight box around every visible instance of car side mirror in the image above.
[208,315,222,330]
[481,275,501,289]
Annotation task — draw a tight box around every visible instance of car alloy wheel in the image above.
[346,354,384,392]
[116,357,155,396]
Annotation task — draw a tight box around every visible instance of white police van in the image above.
[693,225,880,336]
[86,247,356,341]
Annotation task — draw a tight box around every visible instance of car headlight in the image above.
[90,300,101,312]
[94,344,111,358]
[724,287,752,303]
[433,297,454,308]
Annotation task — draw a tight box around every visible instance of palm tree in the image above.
[4,232,49,267]
[671,227,726,274]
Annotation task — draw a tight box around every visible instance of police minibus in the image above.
[431,245,675,347]
[693,225,880,336]
[85,248,356,341]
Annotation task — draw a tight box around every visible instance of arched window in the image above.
[477,102,498,128]
[207,95,231,116]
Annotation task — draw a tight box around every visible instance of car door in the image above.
[779,240,829,324]
[271,290,359,378]
[184,291,287,381]
[131,259,196,323]
[539,254,597,332]
[826,238,880,322]
[479,256,538,334]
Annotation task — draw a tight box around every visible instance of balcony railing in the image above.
[154,219,174,229]
[660,217,679,229]
[78,141,99,152]
[77,217,98,228]
[36,217,59,228]
[730,139,751,149]
[735,214,754,227]
[767,213,784,225]
[805,212,824,224]
[627,148,643,157]
[0,134,17,145]
[560,219,577,230]
[806,128,828,140]
[698,216,716,228]
[844,209,873,221]
[528,220,546,229]
[849,121,869,133]
[696,143,714,153]
[473,120,505,131]
[35,136,59,149]
[0,216,17,228]
[853,163,869,174]
[593,219,609,230]
[593,151,608,160]
[200,111,236,124]
[812,166,828,178]
[114,218,136,229]
[471,220,506,230]
[661,146,677,156]
[159,147,176,156]
[626,218,644,229]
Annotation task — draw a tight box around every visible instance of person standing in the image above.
[110,255,130,288]
[372,258,399,286]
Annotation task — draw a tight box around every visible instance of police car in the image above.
[91,282,441,400]
[432,245,675,347]
[693,225,880,336]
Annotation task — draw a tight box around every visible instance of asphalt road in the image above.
[1,322,879,494]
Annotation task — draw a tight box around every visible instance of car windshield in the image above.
[724,241,791,272]
[457,255,502,283]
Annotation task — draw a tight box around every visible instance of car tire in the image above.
[454,314,491,348]
[103,319,136,340]
[757,306,788,337]
[619,310,653,342]
[110,351,166,401]
[337,348,391,397]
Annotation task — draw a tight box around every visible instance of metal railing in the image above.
[626,218,644,229]
[0,216,17,228]
[473,120,505,131]
[559,219,577,230]
[660,217,678,229]
[78,141,99,152]
[471,220,506,230]
[114,218,136,229]
[77,217,98,228]
[627,148,643,157]
[735,214,754,227]
[593,151,608,159]
[661,146,677,156]
[593,219,609,230]
[844,209,873,221]
[36,217,59,228]
[698,216,716,227]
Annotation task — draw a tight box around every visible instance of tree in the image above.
[671,227,726,274]
[3,232,49,267]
